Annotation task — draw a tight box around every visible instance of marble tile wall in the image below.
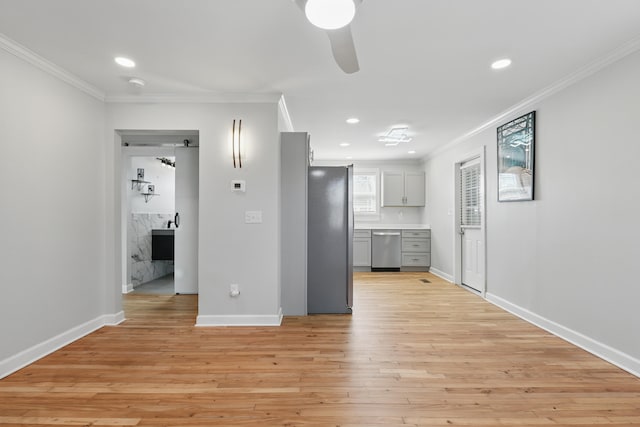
[129,213,175,287]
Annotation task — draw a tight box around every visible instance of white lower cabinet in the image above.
[401,229,431,271]
[354,228,430,272]
[401,253,431,267]
[353,229,371,269]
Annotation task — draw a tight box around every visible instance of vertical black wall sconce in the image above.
[232,119,242,168]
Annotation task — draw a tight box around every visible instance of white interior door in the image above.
[460,158,485,293]
[174,147,199,294]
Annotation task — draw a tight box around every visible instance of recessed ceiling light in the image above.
[346,117,360,124]
[491,58,512,70]
[339,142,350,147]
[115,57,136,68]
[305,0,355,30]
[408,150,416,154]
[346,156,353,159]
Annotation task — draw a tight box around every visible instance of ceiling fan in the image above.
[294,0,363,74]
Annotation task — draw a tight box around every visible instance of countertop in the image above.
[355,224,430,230]
[151,229,175,235]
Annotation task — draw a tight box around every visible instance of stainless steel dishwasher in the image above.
[372,230,401,270]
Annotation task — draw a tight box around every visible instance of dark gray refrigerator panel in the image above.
[307,166,353,314]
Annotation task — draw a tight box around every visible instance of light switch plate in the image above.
[245,210,262,224]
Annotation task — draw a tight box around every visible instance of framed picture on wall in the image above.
[497,111,535,202]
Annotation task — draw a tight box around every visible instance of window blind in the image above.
[353,173,377,214]
[461,161,481,226]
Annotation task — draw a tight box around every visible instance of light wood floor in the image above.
[1,272,639,426]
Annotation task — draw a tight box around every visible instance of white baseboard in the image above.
[122,283,134,294]
[429,267,454,283]
[0,311,125,380]
[486,293,640,378]
[196,309,283,327]
[103,311,126,326]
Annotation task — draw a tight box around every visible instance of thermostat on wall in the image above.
[231,180,246,192]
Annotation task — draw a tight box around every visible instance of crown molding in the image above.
[0,32,281,105]
[104,92,282,104]
[0,32,105,101]
[426,34,640,159]
[278,94,295,131]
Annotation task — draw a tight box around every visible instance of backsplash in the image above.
[128,213,174,286]
[356,206,424,225]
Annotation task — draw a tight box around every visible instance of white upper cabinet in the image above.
[381,171,405,206]
[381,171,425,207]
[404,171,426,206]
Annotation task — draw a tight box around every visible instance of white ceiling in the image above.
[1,0,640,160]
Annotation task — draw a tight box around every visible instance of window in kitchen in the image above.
[353,169,378,215]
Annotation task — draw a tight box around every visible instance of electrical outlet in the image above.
[229,284,240,297]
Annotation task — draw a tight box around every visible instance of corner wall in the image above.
[424,50,640,374]
[0,48,111,376]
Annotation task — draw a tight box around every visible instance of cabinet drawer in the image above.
[354,229,371,238]
[401,253,431,267]
[401,238,430,252]
[402,229,430,238]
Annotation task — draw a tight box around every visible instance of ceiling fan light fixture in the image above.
[305,0,355,30]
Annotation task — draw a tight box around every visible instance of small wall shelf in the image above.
[131,179,151,191]
[141,192,159,203]
[131,169,159,203]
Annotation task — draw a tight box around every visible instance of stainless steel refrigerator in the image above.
[307,166,354,314]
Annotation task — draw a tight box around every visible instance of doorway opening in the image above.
[118,130,200,297]
[453,147,486,295]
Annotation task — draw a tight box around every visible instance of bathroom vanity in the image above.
[152,229,175,260]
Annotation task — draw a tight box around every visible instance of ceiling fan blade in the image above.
[293,0,361,73]
[327,25,360,74]
[294,0,307,12]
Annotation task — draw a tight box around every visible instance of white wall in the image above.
[315,159,426,225]
[0,48,108,370]
[105,102,282,325]
[424,50,640,373]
